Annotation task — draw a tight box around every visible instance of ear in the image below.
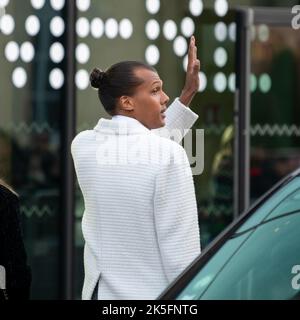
[119,96,134,112]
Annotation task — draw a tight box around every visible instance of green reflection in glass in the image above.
[250,74,257,92]
[259,73,272,93]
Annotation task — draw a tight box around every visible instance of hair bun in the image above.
[90,68,106,89]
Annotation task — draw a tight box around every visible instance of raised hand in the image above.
[179,35,201,106]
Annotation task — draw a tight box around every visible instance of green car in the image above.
[158,168,300,300]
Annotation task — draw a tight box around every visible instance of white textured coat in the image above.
[71,98,201,300]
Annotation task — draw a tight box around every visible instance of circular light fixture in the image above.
[214,0,228,17]
[90,18,104,38]
[258,24,269,42]
[251,74,257,92]
[49,68,64,89]
[20,42,35,63]
[163,20,177,41]
[1,14,15,35]
[30,0,45,10]
[75,69,89,90]
[183,55,188,71]
[180,17,195,38]
[5,41,19,62]
[145,0,160,15]
[119,18,133,39]
[173,36,188,57]
[199,72,207,92]
[145,44,160,65]
[76,0,90,12]
[49,42,65,63]
[50,0,65,11]
[259,74,271,93]
[213,72,227,92]
[228,22,236,41]
[76,43,90,64]
[145,19,160,40]
[213,47,227,68]
[228,73,235,92]
[214,22,227,42]
[76,17,90,38]
[105,18,118,39]
[12,67,27,88]
[50,16,65,37]
[189,0,203,17]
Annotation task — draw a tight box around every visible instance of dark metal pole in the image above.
[62,0,76,299]
[234,7,252,218]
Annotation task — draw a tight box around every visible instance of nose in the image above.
[161,90,170,106]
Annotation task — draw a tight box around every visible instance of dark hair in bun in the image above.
[90,68,106,89]
[90,61,156,116]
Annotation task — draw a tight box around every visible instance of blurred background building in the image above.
[0,0,300,299]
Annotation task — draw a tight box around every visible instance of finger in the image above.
[187,36,195,68]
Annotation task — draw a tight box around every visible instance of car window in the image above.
[176,232,250,300]
[199,212,300,299]
[236,177,300,233]
[175,176,300,300]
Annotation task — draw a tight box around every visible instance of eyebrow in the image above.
[151,80,163,86]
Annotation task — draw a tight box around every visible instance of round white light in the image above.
[119,19,133,39]
[258,24,269,42]
[20,42,35,63]
[30,0,45,9]
[76,43,90,64]
[75,69,89,90]
[214,47,227,68]
[199,72,207,92]
[145,19,160,40]
[214,22,227,42]
[105,18,118,39]
[76,0,90,12]
[5,41,19,62]
[12,67,27,88]
[76,17,89,38]
[189,0,203,16]
[25,15,40,37]
[180,17,195,38]
[50,16,65,37]
[49,68,64,89]
[214,72,227,92]
[1,14,15,35]
[173,36,188,57]
[49,42,65,63]
[50,0,65,11]
[228,22,236,41]
[90,18,104,38]
[145,44,160,65]
[228,73,236,92]
[214,0,228,17]
[163,20,177,41]
[0,0,10,7]
[251,74,257,92]
[259,73,271,93]
[146,0,160,14]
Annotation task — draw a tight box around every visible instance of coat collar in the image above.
[94,116,150,135]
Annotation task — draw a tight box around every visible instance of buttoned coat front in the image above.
[71,98,201,300]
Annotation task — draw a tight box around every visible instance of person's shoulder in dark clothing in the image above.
[0,184,31,300]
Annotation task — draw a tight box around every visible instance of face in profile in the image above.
[119,68,170,130]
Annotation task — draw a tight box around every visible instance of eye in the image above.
[152,87,160,94]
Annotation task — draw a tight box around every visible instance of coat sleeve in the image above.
[153,146,201,284]
[151,98,199,143]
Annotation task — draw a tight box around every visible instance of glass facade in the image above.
[0,0,299,299]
